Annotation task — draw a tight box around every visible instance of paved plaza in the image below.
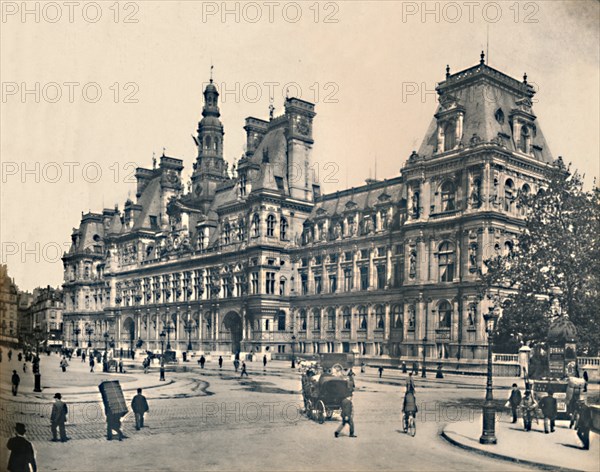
[1,352,597,471]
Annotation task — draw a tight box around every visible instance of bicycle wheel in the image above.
[408,417,416,437]
[402,414,407,433]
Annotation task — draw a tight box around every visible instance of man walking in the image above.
[60,357,69,373]
[6,423,37,472]
[240,361,248,377]
[233,358,240,372]
[131,388,149,430]
[218,356,223,369]
[199,355,206,368]
[263,354,267,370]
[508,383,522,423]
[406,372,415,391]
[51,393,69,442]
[8,349,12,361]
[106,409,126,441]
[539,390,557,433]
[89,357,95,372]
[576,403,592,450]
[378,366,384,378]
[335,394,356,438]
[11,370,20,396]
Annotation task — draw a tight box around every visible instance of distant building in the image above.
[17,291,33,341]
[29,286,64,349]
[62,56,559,365]
[0,264,19,344]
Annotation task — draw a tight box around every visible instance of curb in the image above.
[440,429,585,472]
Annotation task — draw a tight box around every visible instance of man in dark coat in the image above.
[508,383,522,423]
[218,356,223,369]
[199,355,206,368]
[335,394,356,438]
[131,388,149,430]
[263,355,268,370]
[106,409,126,441]
[6,423,37,472]
[11,370,20,396]
[576,403,592,450]
[240,361,248,377]
[89,357,95,372]
[51,393,69,442]
[539,390,557,433]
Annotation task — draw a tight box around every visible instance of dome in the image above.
[204,80,218,94]
[547,316,577,344]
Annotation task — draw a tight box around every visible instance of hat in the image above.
[15,423,26,435]
[54,393,62,399]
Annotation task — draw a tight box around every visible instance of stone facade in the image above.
[62,57,558,363]
[0,265,19,342]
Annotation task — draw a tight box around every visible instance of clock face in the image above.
[167,172,178,184]
[297,117,310,136]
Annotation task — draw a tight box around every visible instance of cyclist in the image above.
[402,386,418,432]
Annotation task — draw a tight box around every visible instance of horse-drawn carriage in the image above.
[301,353,355,423]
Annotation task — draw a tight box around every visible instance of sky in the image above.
[1,0,599,291]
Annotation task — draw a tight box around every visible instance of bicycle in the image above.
[402,412,416,437]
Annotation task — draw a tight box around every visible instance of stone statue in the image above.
[409,250,417,278]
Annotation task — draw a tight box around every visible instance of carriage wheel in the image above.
[306,399,314,420]
[326,410,334,420]
[317,400,326,424]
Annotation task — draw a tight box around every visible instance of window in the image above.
[237,219,245,241]
[329,274,337,293]
[266,272,275,294]
[252,214,260,237]
[343,308,351,330]
[313,310,321,330]
[240,173,247,197]
[376,265,386,289]
[329,253,338,263]
[251,272,259,294]
[314,276,322,294]
[375,306,384,329]
[279,277,286,296]
[223,223,231,245]
[327,309,336,330]
[277,311,286,331]
[301,274,308,295]
[504,179,515,212]
[360,249,369,259]
[441,181,456,212]
[392,305,402,329]
[438,242,455,282]
[344,251,353,261]
[266,214,275,237]
[443,120,456,151]
[280,217,288,240]
[408,305,416,330]
[344,268,353,292]
[360,266,369,290]
[198,231,206,250]
[300,310,307,330]
[438,300,452,328]
[275,177,284,191]
[358,307,367,330]
[149,216,158,229]
[520,125,530,153]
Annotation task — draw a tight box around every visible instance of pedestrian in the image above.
[360,362,365,373]
[568,391,581,429]
[17,352,22,362]
[576,402,592,450]
[233,359,240,372]
[199,355,206,368]
[119,360,124,373]
[347,370,356,391]
[378,366,384,378]
[218,356,223,369]
[143,358,149,374]
[8,349,13,361]
[0,348,3,363]
[412,362,418,375]
[539,390,557,433]
[11,370,20,396]
[507,383,522,424]
[6,423,37,472]
[81,351,86,363]
[240,361,248,377]
[22,363,27,373]
[60,357,68,373]
[131,351,135,360]
[263,354,267,370]
[131,388,149,430]
[521,390,537,432]
[106,408,126,441]
[406,372,415,392]
[583,370,589,392]
[50,393,69,442]
[401,361,407,373]
[402,386,418,431]
[334,394,357,438]
[89,357,95,372]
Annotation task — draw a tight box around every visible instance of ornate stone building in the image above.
[0,264,19,344]
[62,56,559,365]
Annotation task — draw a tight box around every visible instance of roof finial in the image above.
[523,73,528,84]
[480,50,485,64]
[152,152,156,169]
[210,64,214,84]
[269,95,275,121]
[162,147,166,157]
[446,64,450,78]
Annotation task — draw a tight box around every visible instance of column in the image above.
[384,304,391,341]
[368,249,375,289]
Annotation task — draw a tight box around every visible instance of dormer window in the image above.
[520,125,530,153]
[280,217,288,240]
[441,181,456,212]
[504,179,515,212]
[266,214,275,237]
[443,120,456,151]
[239,173,247,197]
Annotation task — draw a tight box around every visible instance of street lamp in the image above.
[85,327,93,348]
[73,324,81,348]
[480,305,500,445]
[163,321,174,351]
[184,316,194,352]
[103,332,110,372]
[159,331,166,381]
[421,335,427,378]
[291,335,296,369]
[33,326,43,392]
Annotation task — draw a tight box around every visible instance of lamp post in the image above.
[159,331,166,381]
[163,321,174,351]
[480,305,500,445]
[184,316,194,352]
[33,326,43,392]
[102,332,109,372]
[73,325,81,348]
[291,335,296,369]
[85,327,93,348]
[421,335,427,378]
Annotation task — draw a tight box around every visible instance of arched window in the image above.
[237,218,245,241]
[327,308,336,330]
[520,125,530,153]
[392,305,402,329]
[376,305,385,329]
[252,213,260,237]
[441,181,456,212]
[223,222,231,245]
[300,310,307,331]
[438,242,455,282]
[444,120,456,151]
[519,184,531,215]
[277,311,286,331]
[266,214,276,237]
[205,136,212,151]
[504,240,514,256]
[313,309,321,330]
[280,217,288,240]
[358,306,367,330]
[407,305,416,330]
[343,307,351,330]
[438,300,452,328]
[504,179,515,212]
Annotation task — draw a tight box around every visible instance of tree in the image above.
[482,160,600,355]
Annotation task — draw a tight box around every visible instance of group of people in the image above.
[507,383,592,450]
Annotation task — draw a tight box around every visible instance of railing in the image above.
[578,357,600,366]
[493,353,519,363]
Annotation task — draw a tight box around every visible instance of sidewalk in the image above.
[443,415,599,472]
